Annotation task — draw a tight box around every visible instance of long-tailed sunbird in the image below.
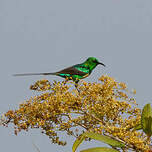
[14,57,105,84]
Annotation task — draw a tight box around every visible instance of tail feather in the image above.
[13,72,56,76]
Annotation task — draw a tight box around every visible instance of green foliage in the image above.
[72,134,86,152]
[141,103,152,137]
[133,123,142,131]
[72,132,125,152]
[80,147,119,152]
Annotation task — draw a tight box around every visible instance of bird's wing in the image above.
[56,66,88,76]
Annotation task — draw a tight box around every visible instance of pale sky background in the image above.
[0,0,152,152]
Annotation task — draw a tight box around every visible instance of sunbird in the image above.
[14,57,105,84]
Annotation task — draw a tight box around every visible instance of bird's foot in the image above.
[75,83,80,93]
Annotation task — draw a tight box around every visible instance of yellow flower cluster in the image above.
[1,75,151,151]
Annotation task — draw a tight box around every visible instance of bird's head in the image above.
[85,57,105,67]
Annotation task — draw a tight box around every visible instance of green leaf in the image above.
[141,103,152,136]
[149,116,152,135]
[72,132,125,152]
[143,116,152,136]
[84,132,125,148]
[133,123,142,131]
[72,134,85,152]
[142,103,152,118]
[80,147,119,152]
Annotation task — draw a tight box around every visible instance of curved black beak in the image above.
[98,62,106,67]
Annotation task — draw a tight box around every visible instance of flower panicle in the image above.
[0,75,150,151]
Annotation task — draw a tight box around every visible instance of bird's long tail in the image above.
[13,72,56,76]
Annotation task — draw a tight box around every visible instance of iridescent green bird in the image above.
[14,57,105,84]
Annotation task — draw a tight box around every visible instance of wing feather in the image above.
[56,66,88,76]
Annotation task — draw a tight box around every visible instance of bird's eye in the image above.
[93,60,97,63]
